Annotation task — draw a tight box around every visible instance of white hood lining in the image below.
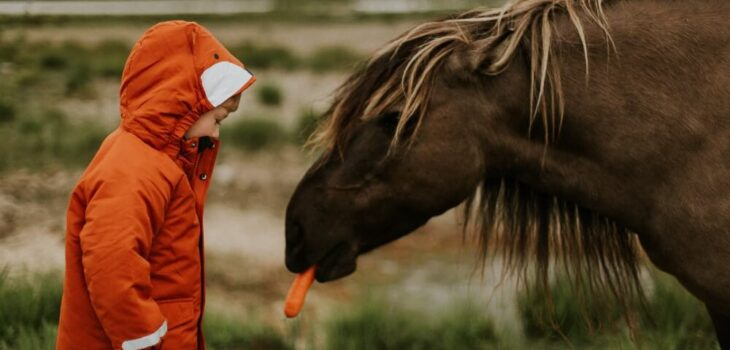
[201,61,254,107]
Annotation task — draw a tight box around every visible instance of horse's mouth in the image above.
[314,242,358,282]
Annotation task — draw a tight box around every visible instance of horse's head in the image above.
[286,76,482,281]
[285,4,656,344]
[284,18,530,281]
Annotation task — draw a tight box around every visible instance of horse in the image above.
[284,0,729,345]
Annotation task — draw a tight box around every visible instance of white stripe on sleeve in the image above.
[121,320,167,350]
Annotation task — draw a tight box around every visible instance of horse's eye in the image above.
[377,111,403,132]
[378,111,419,140]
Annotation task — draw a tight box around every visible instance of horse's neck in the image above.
[486,0,729,236]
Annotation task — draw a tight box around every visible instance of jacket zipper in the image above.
[190,148,207,350]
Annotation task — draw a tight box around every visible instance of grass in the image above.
[0,33,365,167]
[517,274,623,343]
[0,272,293,350]
[0,109,108,171]
[221,117,289,152]
[221,110,325,152]
[307,46,363,72]
[203,312,292,350]
[64,61,93,96]
[0,36,117,171]
[636,273,718,349]
[0,271,62,350]
[0,35,360,97]
[0,102,320,170]
[27,40,129,86]
[516,270,719,349]
[229,41,363,72]
[324,296,499,350]
[0,322,57,350]
[0,34,361,171]
[0,270,720,350]
[89,39,130,78]
[230,42,300,71]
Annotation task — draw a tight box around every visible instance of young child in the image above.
[56,21,255,349]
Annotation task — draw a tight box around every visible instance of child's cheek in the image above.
[212,124,220,139]
[203,116,217,136]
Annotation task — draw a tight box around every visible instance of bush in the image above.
[221,118,288,151]
[294,108,321,144]
[0,109,107,171]
[517,274,623,343]
[37,41,84,71]
[39,50,68,70]
[638,273,717,349]
[65,62,92,96]
[325,296,499,350]
[7,38,128,91]
[0,35,25,64]
[90,40,130,78]
[0,101,15,123]
[325,297,417,350]
[230,42,299,71]
[60,120,107,166]
[431,303,500,350]
[203,312,291,350]
[231,42,364,72]
[257,84,284,106]
[517,271,718,348]
[307,46,363,72]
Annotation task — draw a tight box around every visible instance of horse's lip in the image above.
[315,242,358,282]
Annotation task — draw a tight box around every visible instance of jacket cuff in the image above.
[121,320,167,350]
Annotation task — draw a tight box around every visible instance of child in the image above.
[56,21,255,349]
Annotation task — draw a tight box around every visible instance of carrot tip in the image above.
[284,266,317,318]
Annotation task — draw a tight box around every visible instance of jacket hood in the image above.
[119,21,255,154]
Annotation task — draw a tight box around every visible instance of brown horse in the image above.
[284,0,729,345]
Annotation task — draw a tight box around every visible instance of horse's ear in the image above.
[466,34,513,75]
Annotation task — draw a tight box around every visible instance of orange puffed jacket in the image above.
[57,21,255,350]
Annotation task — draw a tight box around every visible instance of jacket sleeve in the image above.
[79,174,172,350]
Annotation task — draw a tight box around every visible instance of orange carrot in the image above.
[284,266,317,318]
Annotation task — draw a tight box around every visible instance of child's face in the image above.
[185,93,242,140]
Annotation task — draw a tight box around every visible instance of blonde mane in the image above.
[310,0,645,335]
[311,0,612,152]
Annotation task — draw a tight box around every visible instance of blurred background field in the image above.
[0,1,718,349]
